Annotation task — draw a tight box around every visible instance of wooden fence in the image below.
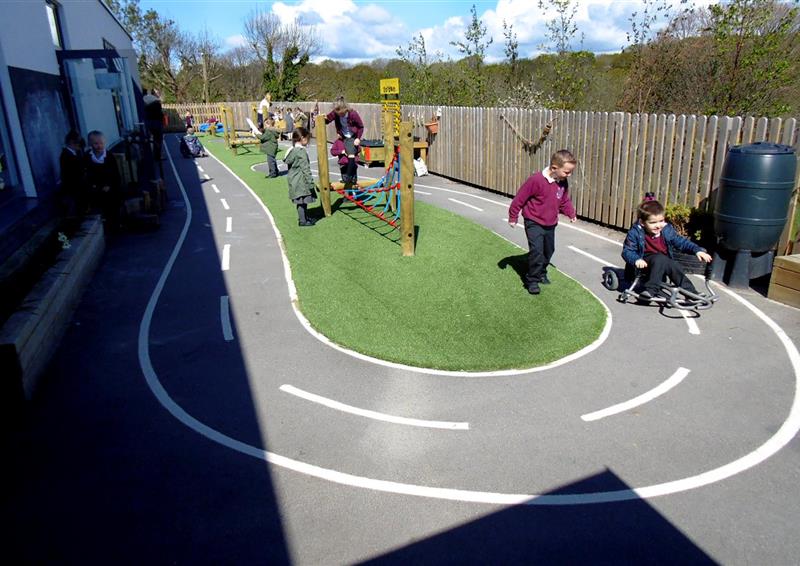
[165,101,800,239]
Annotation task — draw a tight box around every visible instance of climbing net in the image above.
[334,149,402,228]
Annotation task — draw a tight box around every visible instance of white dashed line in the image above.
[561,222,624,246]
[679,310,701,335]
[211,183,220,193]
[568,245,615,267]
[581,367,690,421]
[448,198,484,212]
[220,295,234,341]
[220,198,230,210]
[415,190,432,195]
[280,384,469,430]
[226,217,232,233]
[203,173,211,180]
[197,165,204,173]
[221,244,231,271]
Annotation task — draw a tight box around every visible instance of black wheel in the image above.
[603,269,619,290]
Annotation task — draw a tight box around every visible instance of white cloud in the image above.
[224,34,247,49]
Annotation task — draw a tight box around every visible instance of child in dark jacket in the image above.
[85,130,122,229]
[59,129,86,216]
[508,149,578,295]
[324,97,364,185]
[622,194,713,299]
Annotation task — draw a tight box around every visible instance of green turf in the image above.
[203,138,607,371]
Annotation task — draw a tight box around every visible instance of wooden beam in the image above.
[399,121,415,256]
[315,115,332,217]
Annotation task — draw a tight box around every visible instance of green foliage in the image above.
[263,44,309,101]
[664,203,692,236]
[536,0,595,110]
[449,4,493,105]
[706,0,798,116]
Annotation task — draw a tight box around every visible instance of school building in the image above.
[0,0,142,264]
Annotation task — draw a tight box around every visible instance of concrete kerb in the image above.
[0,216,105,400]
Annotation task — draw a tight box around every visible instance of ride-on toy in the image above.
[602,260,719,311]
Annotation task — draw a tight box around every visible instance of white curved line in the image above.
[568,245,615,267]
[205,145,611,377]
[581,368,690,421]
[137,137,800,506]
[280,384,469,430]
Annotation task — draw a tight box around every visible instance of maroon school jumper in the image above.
[508,171,576,226]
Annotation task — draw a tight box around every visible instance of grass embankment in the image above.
[204,138,606,371]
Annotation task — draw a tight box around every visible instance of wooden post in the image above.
[315,115,332,217]
[399,121,415,256]
[383,110,396,212]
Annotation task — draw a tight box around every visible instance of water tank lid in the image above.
[729,142,795,155]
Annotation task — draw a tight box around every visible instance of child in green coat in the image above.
[283,127,317,226]
[259,118,280,178]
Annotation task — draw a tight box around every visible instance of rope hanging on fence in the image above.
[333,149,402,228]
[500,114,556,154]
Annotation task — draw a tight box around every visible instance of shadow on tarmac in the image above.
[359,469,718,565]
[1,136,291,564]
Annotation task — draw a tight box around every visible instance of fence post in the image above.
[315,115,332,217]
[399,120,415,256]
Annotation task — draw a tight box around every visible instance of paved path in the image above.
[4,134,800,564]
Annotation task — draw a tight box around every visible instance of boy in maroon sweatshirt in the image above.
[508,150,578,295]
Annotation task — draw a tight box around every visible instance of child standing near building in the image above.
[259,118,280,178]
[622,194,712,300]
[508,150,578,295]
[283,127,317,227]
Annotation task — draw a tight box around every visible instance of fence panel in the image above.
[164,101,799,241]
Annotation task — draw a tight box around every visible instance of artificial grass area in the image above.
[204,138,606,371]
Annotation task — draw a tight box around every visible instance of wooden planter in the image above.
[0,216,105,402]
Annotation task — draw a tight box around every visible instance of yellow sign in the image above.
[380,78,400,96]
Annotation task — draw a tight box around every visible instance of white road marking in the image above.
[568,245,615,267]
[414,183,509,207]
[679,310,701,335]
[581,368,691,421]
[211,183,220,193]
[220,198,230,210]
[560,222,624,246]
[203,173,211,180]
[197,165,204,173]
[415,190,432,195]
[226,217,232,233]
[220,295,234,341]
[280,384,469,430]
[448,198,484,212]
[221,244,231,271]
[137,140,800,505]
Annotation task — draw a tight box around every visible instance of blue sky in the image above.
[138,0,712,64]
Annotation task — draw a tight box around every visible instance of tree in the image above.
[396,34,437,105]
[705,0,799,116]
[536,0,594,110]
[502,20,519,79]
[449,4,494,104]
[243,9,319,100]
